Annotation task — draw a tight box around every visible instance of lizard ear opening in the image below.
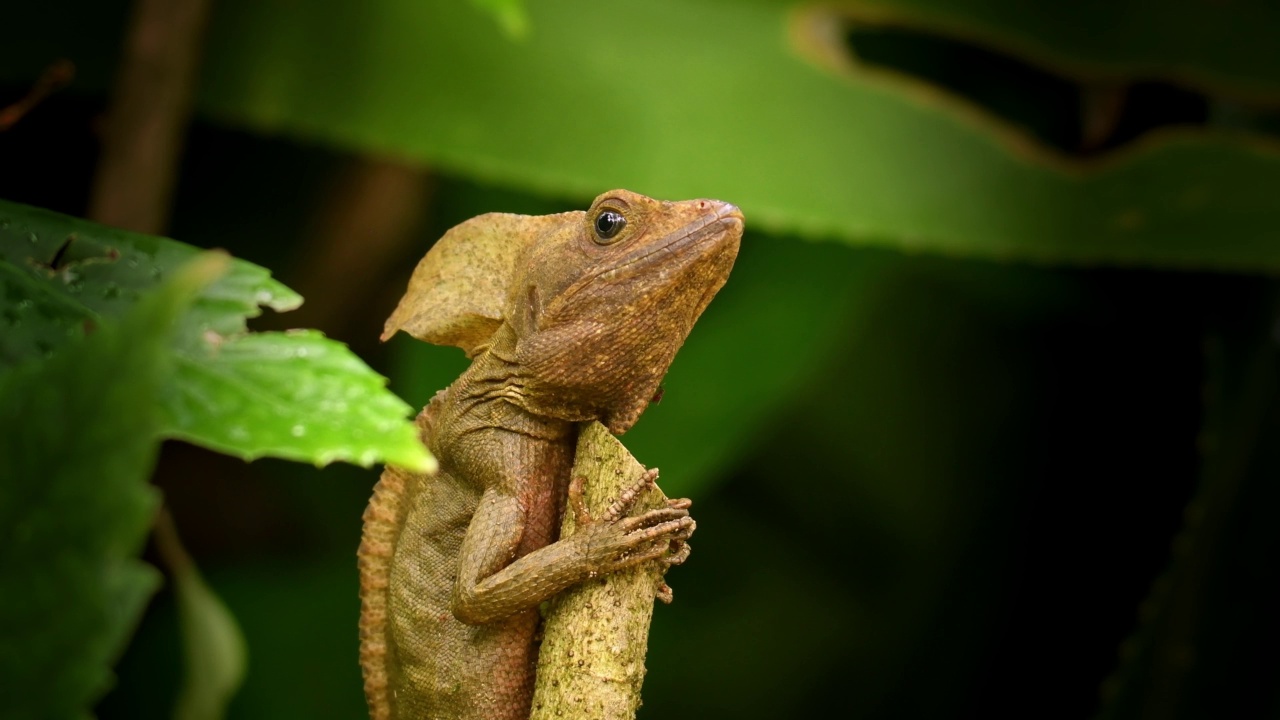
[382,212,568,356]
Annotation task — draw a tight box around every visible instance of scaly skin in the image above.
[358,190,743,720]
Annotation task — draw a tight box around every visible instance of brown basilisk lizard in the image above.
[358,189,743,720]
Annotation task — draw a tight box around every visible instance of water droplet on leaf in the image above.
[291,424,306,437]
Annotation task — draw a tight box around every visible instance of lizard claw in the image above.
[664,538,692,566]
[617,507,690,533]
[655,582,674,604]
[602,467,660,523]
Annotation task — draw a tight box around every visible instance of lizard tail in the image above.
[358,465,410,720]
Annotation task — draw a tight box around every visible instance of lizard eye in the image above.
[593,210,626,243]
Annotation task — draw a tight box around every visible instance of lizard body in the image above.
[358,190,742,720]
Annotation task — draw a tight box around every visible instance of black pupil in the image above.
[595,211,625,240]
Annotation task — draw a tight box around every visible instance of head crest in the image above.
[382,212,572,355]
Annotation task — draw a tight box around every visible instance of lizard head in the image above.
[382,189,742,435]
[511,189,742,434]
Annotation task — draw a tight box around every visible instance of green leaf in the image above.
[166,330,430,469]
[0,200,432,471]
[173,567,247,720]
[0,201,299,368]
[4,3,1280,270]
[181,0,1280,272]
[0,254,226,720]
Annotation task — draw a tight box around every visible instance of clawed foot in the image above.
[568,467,696,576]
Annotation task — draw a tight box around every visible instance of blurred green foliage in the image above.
[0,256,221,719]
[2,0,1279,719]
[164,511,247,720]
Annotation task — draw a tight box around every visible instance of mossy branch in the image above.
[530,421,680,720]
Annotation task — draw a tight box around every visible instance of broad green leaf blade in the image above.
[185,0,1280,272]
[166,330,432,470]
[3,3,1280,269]
[7,0,1279,101]
[0,200,431,471]
[0,254,225,720]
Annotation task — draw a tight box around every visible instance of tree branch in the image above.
[530,421,682,720]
